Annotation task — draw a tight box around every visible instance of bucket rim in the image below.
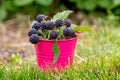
[38,36,77,42]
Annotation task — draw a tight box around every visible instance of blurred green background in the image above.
[0,0,120,21]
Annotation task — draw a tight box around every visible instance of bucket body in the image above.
[35,37,77,70]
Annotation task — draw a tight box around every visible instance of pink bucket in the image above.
[35,36,77,70]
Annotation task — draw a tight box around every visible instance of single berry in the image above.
[63,28,75,37]
[55,19,63,27]
[36,14,47,22]
[40,22,46,30]
[50,30,59,39]
[69,28,75,37]
[32,21,41,30]
[46,21,55,30]
[64,19,71,27]
[29,34,39,44]
[28,28,38,36]
[63,28,70,36]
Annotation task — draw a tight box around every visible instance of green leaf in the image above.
[4,1,19,11]
[14,0,34,6]
[52,41,60,63]
[76,0,84,10]
[98,0,112,8]
[84,0,97,11]
[51,10,73,21]
[113,0,120,5]
[70,24,77,29]
[73,26,91,32]
[35,0,53,6]
[0,8,7,21]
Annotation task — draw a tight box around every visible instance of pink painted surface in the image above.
[35,36,77,70]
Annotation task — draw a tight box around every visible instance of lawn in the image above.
[0,26,120,80]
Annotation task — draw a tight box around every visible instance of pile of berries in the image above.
[28,14,76,44]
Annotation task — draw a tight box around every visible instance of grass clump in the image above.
[0,27,120,80]
[0,53,120,80]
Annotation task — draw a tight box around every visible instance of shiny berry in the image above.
[36,14,47,22]
[46,21,55,30]
[50,30,59,39]
[32,21,41,30]
[63,28,75,37]
[29,34,39,44]
[64,19,71,27]
[28,28,38,36]
[40,22,46,30]
[55,19,63,27]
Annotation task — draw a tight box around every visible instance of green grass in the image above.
[0,27,120,80]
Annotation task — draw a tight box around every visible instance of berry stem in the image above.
[38,29,46,39]
[42,33,46,39]
[47,30,51,39]
[27,16,31,27]
[57,27,64,39]
[60,27,64,39]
